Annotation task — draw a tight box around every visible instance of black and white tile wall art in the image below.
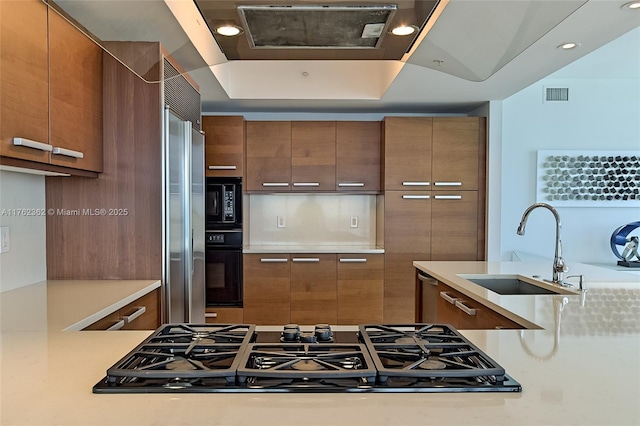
[536,150,640,207]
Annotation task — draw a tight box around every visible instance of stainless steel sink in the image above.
[458,274,577,295]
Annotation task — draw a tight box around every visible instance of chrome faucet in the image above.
[516,203,569,285]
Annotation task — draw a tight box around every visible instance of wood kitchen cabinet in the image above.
[243,254,291,324]
[0,1,103,175]
[384,253,428,323]
[203,116,244,178]
[384,191,431,253]
[205,307,244,324]
[337,254,384,324]
[245,121,292,191]
[290,254,337,324]
[383,117,432,191]
[291,121,336,191]
[0,0,49,165]
[436,281,522,329]
[336,121,381,193]
[431,191,480,260]
[48,9,103,173]
[83,289,160,330]
[431,117,484,191]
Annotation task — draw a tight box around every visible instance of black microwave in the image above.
[206,177,242,229]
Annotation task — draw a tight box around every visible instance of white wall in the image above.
[0,171,47,292]
[497,28,640,264]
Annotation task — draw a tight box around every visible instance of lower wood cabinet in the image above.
[243,253,384,325]
[83,288,160,330]
[205,307,244,324]
[243,254,291,324]
[337,254,383,324]
[384,253,428,323]
[290,254,337,324]
[435,282,522,329]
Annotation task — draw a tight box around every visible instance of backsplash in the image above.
[248,194,377,246]
[0,170,47,292]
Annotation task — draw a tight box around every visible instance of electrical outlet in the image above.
[0,226,9,253]
[277,216,286,228]
[350,216,358,228]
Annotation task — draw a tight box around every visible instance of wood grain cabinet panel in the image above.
[383,117,432,191]
[0,0,50,164]
[431,191,479,261]
[205,307,244,324]
[432,117,483,191]
[84,289,160,330]
[384,253,428,323]
[384,191,431,254]
[243,254,291,324]
[48,10,103,172]
[436,282,522,330]
[291,121,336,191]
[336,121,381,192]
[246,121,292,191]
[337,254,383,324]
[290,254,337,324]
[203,116,244,178]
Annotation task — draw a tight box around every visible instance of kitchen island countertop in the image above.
[1,263,639,426]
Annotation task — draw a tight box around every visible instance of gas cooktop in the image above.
[93,323,521,393]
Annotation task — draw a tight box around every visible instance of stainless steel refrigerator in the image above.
[163,107,205,323]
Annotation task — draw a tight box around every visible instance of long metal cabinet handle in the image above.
[52,147,84,159]
[402,181,430,186]
[292,257,320,262]
[339,258,367,263]
[439,291,458,304]
[208,165,237,170]
[106,320,125,331]
[262,182,289,187]
[122,306,146,323]
[402,195,430,199]
[434,182,462,186]
[338,183,365,187]
[418,273,438,286]
[293,182,320,187]
[434,195,463,200]
[204,312,218,318]
[455,300,477,316]
[12,137,53,152]
[260,258,289,263]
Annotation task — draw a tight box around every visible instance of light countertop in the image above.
[0,279,160,332]
[243,244,384,254]
[1,264,639,426]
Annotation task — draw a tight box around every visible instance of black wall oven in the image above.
[205,229,242,307]
[206,177,242,229]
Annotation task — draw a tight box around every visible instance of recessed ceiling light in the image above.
[622,1,640,9]
[557,42,580,50]
[391,25,417,36]
[215,25,243,37]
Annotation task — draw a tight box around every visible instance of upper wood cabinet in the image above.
[246,121,292,191]
[246,120,381,193]
[291,121,336,191]
[336,121,381,193]
[203,116,244,178]
[0,1,103,175]
[432,117,484,191]
[0,0,50,164]
[383,117,432,191]
[49,9,103,173]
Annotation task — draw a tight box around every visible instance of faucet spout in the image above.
[516,203,568,284]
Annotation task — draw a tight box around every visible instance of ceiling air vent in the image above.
[545,87,570,102]
[237,5,397,49]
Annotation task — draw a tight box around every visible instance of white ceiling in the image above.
[55,0,640,114]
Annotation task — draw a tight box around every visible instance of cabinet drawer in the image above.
[205,307,244,323]
[83,289,160,331]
